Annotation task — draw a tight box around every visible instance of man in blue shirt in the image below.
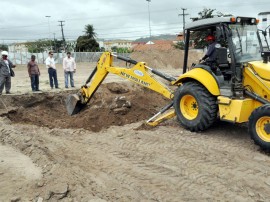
[201,35,217,63]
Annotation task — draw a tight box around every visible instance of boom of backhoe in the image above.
[66,52,177,125]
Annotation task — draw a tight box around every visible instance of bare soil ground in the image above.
[1,50,270,202]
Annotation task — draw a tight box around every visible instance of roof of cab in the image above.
[185,17,232,30]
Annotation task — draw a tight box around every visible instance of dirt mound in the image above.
[132,41,175,52]
[2,82,170,132]
[126,49,204,69]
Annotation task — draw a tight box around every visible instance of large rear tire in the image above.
[249,105,270,151]
[173,81,218,131]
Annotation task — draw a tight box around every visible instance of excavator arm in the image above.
[66,52,177,125]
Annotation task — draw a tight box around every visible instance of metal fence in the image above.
[7,51,130,65]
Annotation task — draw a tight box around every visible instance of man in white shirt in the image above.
[45,51,59,89]
[63,52,76,88]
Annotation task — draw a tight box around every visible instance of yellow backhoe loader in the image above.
[66,16,270,151]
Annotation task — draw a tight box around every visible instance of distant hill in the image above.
[133,34,177,42]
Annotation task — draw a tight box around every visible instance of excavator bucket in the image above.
[66,94,85,115]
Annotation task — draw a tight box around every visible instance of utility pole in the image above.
[53,33,56,52]
[58,20,66,52]
[45,16,52,49]
[146,0,152,43]
[178,8,189,42]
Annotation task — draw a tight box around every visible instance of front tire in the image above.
[173,81,217,131]
[249,105,270,151]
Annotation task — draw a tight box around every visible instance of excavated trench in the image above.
[0,82,170,132]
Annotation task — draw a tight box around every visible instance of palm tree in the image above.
[75,24,99,52]
[84,24,96,39]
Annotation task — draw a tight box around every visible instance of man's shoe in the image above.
[6,92,11,94]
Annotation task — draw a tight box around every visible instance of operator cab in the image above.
[183,16,265,96]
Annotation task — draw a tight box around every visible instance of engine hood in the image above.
[249,61,270,80]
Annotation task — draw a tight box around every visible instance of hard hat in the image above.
[1,51,8,56]
[206,35,215,41]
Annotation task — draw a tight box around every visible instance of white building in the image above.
[8,42,28,53]
[103,40,132,51]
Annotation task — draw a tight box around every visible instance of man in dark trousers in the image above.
[27,55,40,91]
[45,51,59,89]
[0,51,16,95]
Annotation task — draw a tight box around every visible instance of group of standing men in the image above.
[0,51,77,94]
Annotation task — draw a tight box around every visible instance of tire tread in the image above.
[174,81,218,132]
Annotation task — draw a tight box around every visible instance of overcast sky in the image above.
[0,0,268,43]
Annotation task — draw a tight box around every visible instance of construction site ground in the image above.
[1,50,270,202]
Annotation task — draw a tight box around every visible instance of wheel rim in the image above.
[180,95,198,120]
[256,116,270,142]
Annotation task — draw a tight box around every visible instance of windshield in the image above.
[229,24,262,63]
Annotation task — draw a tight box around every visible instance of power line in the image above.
[0,1,268,31]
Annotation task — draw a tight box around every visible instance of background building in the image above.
[103,40,132,51]
[8,42,28,53]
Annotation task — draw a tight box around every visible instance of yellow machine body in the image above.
[171,62,270,124]
[243,61,270,101]
[217,96,260,123]
[173,68,220,96]
[68,52,270,126]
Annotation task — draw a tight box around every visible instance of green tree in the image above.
[75,24,99,52]
[174,41,185,50]
[110,46,132,53]
[111,46,118,52]
[25,40,50,52]
[0,44,8,51]
[65,41,76,52]
[84,24,97,38]
[100,47,105,52]
[53,39,65,52]
[25,39,65,53]
[117,47,131,53]
[191,8,231,49]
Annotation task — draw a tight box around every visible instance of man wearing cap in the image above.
[63,52,76,88]
[45,51,59,89]
[0,51,16,95]
[200,35,217,63]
